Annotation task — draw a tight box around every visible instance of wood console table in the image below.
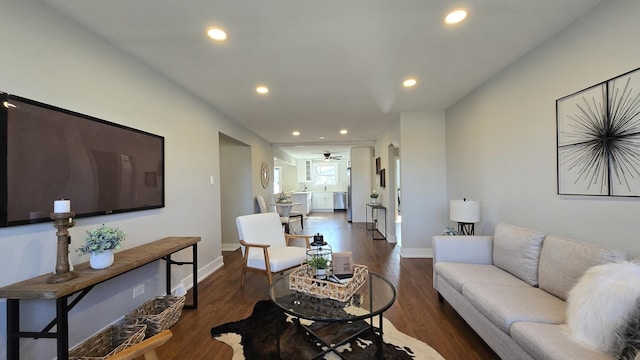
[0,236,200,360]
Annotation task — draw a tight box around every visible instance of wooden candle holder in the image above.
[46,212,78,284]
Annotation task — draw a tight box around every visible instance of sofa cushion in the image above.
[435,262,530,293]
[463,283,566,334]
[511,322,612,360]
[538,234,627,300]
[492,223,546,286]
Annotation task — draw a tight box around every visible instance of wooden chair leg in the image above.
[263,248,273,285]
[241,248,250,287]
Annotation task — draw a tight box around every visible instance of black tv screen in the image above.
[0,92,165,227]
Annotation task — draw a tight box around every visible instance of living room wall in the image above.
[445,0,640,256]
[0,2,273,359]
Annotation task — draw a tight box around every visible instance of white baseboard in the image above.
[221,243,240,252]
[172,254,224,294]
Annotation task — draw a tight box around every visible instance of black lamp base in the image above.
[457,222,475,235]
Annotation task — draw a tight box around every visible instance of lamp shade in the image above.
[450,199,480,223]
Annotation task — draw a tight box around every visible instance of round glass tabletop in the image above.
[268,271,396,322]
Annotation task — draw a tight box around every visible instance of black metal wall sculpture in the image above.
[557,67,640,196]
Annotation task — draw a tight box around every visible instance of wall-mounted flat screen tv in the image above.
[0,92,165,227]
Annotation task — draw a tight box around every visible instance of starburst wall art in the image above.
[557,67,640,196]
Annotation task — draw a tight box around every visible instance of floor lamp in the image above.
[450,199,480,235]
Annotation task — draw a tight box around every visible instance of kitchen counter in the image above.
[290,192,312,215]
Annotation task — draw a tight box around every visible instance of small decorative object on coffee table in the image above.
[306,233,332,279]
[289,264,368,302]
[307,255,329,279]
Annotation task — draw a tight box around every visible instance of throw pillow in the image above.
[611,300,640,360]
[566,261,640,354]
[492,223,545,286]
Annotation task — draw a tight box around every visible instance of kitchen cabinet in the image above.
[312,191,333,211]
[290,192,312,215]
[297,160,312,182]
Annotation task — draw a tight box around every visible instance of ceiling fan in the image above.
[318,152,343,160]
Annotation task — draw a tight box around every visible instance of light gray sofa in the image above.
[433,222,627,360]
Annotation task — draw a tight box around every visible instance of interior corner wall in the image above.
[0,2,273,359]
[445,0,640,256]
[399,111,447,257]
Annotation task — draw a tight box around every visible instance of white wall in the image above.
[0,2,272,359]
[399,112,448,257]
[446,0,640,256]
[350,146,373,222]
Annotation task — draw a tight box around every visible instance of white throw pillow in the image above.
[566,261,640,352]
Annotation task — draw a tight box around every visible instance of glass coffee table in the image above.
[268,270,396,359]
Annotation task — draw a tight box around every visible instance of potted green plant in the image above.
[276,191,290,203]
[308,255,329,279]
[370,190,379,204]
[76,225,126,269]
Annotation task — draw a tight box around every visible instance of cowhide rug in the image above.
[211,300,445,360]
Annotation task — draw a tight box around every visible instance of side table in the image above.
[366,203,387,240]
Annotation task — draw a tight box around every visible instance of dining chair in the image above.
[289,211,304,229]
[256,194,290,232]
[236,212,311,286]
[108,329,172,360]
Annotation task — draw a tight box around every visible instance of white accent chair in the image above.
[236,212,311,286]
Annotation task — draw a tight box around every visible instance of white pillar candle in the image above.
[54,200,71,213]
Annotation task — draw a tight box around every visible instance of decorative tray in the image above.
[289,264,368,302]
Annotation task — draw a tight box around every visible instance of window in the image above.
[273,166,282,194]
[314,164,337,185]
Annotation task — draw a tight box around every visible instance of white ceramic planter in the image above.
[315,268,327,280]
[90,249,114,269]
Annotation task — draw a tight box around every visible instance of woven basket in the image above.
[125,295,185,338]
[68,324,146,360]
[289,264,368,302]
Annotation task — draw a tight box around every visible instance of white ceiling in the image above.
[43,0,602,159]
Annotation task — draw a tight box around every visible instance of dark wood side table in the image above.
[0,236,200,360]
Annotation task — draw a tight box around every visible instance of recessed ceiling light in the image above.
[340,129,348,135]
[403,78,417,87]
[319,136,325,140]
[292,131,300,136]
[444,9,467,25]
[256,86,269,94]
[206,27,227,41]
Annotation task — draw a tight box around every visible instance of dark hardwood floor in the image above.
[156,212,500,359]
